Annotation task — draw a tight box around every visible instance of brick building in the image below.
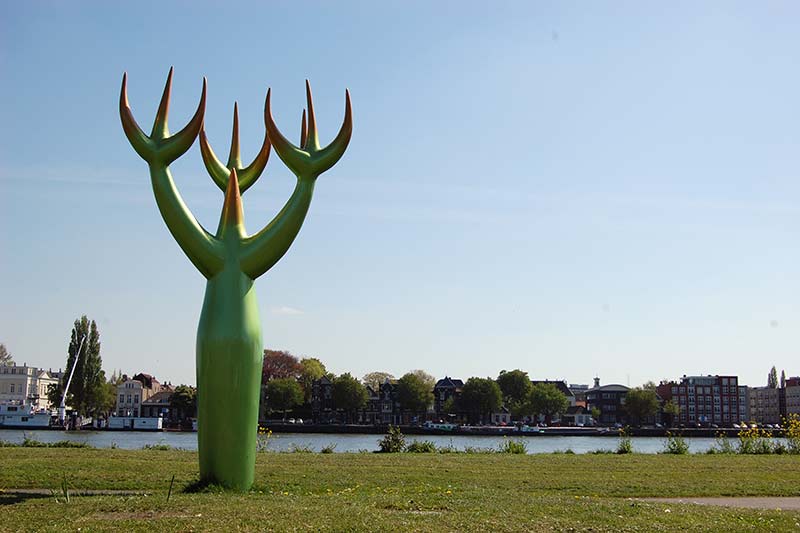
[657,375,744,426]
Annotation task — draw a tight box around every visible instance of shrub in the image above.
[437,441,457,454]
[707,432,735,454]
[616,428,633,454]
[552,448,575,454]
[406,440,437,453]
[661,433,689,455]
[737,426,773,455]
[288,443,313,453]
[22,437,47,448]
[256,426,273,453]
[497,438,527,454]
[320,443,337,454]
[463,446,495,454]
[590,449,614,454]
[783,414,800,454]
[377,425,406,453]
[142,443,172,451]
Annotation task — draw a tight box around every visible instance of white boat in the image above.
[0,402,53,428]
[517,425,542,434]
[107,416,163,431]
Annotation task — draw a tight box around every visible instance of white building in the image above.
[0,364,62,411]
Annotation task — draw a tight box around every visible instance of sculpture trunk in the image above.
[197,266,263,491]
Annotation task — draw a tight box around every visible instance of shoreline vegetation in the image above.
[0,448,798,531]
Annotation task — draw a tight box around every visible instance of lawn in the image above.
[1,448,799,531]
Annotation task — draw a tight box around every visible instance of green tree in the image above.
[396,372,434,415]
[623,387,660,426]
[170,385,197,421]
[781,369,786,389]
[590,407,601,423]
[442,397,457,417]
[459,377,502,424]
[410,369,436,391]
[662,400,680,427]
[332,373,368,423]
[528,383,569,425]
[0,343,13,366]
[362,371,395,391]
[496,369,532,417]
[298,358,326,404]
[50,317,106,419]
[265,378,304,420]
[768,366,778,388]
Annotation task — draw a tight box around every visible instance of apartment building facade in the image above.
[657,375,744,426]
[0,364,62,410]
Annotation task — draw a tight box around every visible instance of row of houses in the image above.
[3,362,798,427]
[311,373,800,427]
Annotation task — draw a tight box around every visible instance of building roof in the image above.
[141,390,173,406]
[586,384,630,393]
[531,379,574,397]
[434,377,463,389]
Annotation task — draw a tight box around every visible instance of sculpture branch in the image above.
[119,69,223,278]
[199,101,271,194]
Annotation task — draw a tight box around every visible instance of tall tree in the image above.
[528,383,569,425]
[662,400,680,427]
[0,343,13,366]
[262,349,302,381]
[459,377,502,424]
[50,316,105,418]
[496,369,532,415]
[781,370,786,389]
[298,358,327,404]
[768,366,778,388]
[170,385,198,421]
[265,378,304,420]
[410,369,436,391]
[623,387,660,427]
[362,371,395,391]
[332,373,368,423]
[397,372,434,414]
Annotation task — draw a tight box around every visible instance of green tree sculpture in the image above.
[120,68,352,491]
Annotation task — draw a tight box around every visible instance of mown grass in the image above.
[1,448,799,531]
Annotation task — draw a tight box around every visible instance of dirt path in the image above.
[643,497,800,510]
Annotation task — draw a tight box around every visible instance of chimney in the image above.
[593,377,600,388]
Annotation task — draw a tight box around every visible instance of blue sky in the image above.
[1,1,798,388]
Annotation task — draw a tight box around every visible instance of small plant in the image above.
[166,474,176,503]
[590,448,614,454]
[320,443,337,454]
[256,426,273,453]
[463,446,495,454]
[406,440,437,453]
[497,438,527,454]
[661,432,689,455]
[22,436,47,448]
[377,425,406,453]
[707,432,736,454]
[737,426,774,454]
[142,443,173,451]
[49,440,91,449]
[552,448,575,454]
[616,428,633,454]
[51,473,70,504]
[783,413,800,454]
[437,441,457,454]
[288,443,313,453]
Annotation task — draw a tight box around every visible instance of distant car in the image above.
[295,418,303,424]
[733,423,741,429]
[287,418,295,424]
[711,424,719,429]
[655,423,663,428]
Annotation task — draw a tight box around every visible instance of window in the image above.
[119,394,124,403]
[127,395,132,403]
[10,384,14,393]
[134,395,139,404]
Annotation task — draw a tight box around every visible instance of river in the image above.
[0,429,735,454]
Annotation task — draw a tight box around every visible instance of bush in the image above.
[377,425,406,453]
[256,426,272,453]
[497,438,527,454]
[784,414,800,454]
[707,432,736,454]
[288,443,313,453]
[142,443,172,451]
[463,446,495,454]
[320,443,337,454]
[737,426,774,455]
[590,449,614,454]
[406,440,437,453]
[437,441,457,454]
[616,428,633,454]
[552,448,575,454]
[661,433,689,455]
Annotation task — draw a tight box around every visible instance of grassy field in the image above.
[1,448,799,531]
